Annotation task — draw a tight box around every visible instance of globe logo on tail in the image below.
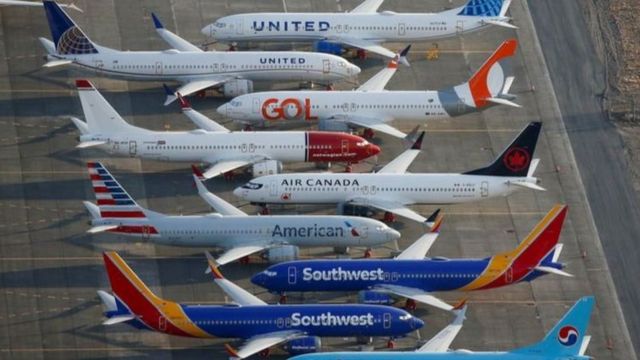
[503,147,530,172]
[557,325,579,346]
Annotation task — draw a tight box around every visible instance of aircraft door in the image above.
[323,59,330,74]
[212,63,219,72]
[456,20,464,34]
[252,97,260,114]
[269,180,278,197]
[505,267,514,284]
[398,23,406,36]
[341,139,349,155]
[249,143,256,153]
[383,313,391,329]
[236,19,244,35]
[159,316,167,331]
[155,61,163,75]
[480,181,489,197]
[128,141,137,156]
[93,59,104,73]
[141,225,151,240]
[288,266,297,285]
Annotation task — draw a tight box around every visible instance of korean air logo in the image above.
[557,326,579,346]
[344,221,359,237]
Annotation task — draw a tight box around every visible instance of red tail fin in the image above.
[468,39,517,107]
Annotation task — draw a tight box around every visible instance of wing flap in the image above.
[165,79,227,105]
[202,160,254,180]
[192,173,247,216]
[417,306,466,352]
[347,197,427,223]
[205,252,267,305]
[212,245,267,267]
[350,0,384,13]
[343,116,406,139]
[374,284,453,311]
[226,331,305,359]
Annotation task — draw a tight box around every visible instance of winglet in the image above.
[411,131,426,150]
[204,251,222,276]
[426,209,443,232]
[399,44,411,66]
[163,84,177,106]
[177,93,191,110]
[224,343,240,358]
[151,13,164,29]
[402,125,421,149]
[452,298,467,312]
[191,165,205,181]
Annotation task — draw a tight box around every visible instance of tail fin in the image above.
[102,252,209,337]
[76,80,139,134]
[87,162,146,219]
[42,0,98,54]
[513,296,595,357]
[458,0,505,17]
[464,121,541,177]
[467,39,518,108]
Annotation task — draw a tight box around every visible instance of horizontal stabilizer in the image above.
[485,97,521,108]
[77,140,107,148]
[69,116,89,135]
[579,336,592,356]
[43,59,73,68]
[534,266,574,278]
[507,180,546,191]
[102,314,136,325]
[483,19,518,29]
[88,225,119,234]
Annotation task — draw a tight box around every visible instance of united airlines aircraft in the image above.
[202,0,515,61]
[98,252,423,359]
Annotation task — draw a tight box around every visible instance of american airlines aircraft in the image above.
[38,0,360,105]
[253,205,571,311]
[290,297,594,360]
[85,162,400,265]
[71,80,380,179]
[202,0,515,61]
[234,122,544,223]
[218,39,518,138]
[98,252,423,359]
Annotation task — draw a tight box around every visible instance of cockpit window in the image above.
[356,141,368,147]
[242,182,263,190]
[399,314,412,321]
[215,22,226,28]
[230,100,242,107]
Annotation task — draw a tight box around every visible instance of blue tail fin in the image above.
[513,297,594,357]
[43,0,98,54]
[458,0,504,17]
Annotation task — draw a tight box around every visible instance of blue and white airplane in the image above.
[98,251,424,359]
[202,0,515,61]
[252,205,572,311]
[289,296,595,359]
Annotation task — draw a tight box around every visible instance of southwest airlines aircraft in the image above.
[219,39,518,138]
[38,0,359,104]
[202,0,516,61]
[253,205,571,311]
[234,122,544,223]
[289,296,595,360]
[71,80,379,179]
[98,252,424,359]
[85,162,400,265]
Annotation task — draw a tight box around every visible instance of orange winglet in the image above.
[224,343,239,357]
[430,214,444,233]
[452,298,468,311]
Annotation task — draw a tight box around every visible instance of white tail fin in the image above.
[76,80,140,134]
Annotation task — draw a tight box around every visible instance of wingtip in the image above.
[452,298,467,311]
[400,44,412,57]
[224,343,239,358]
[151,13,164,29]
[205,251,223,279]
[426,209,443,233]
[411,131,425,150]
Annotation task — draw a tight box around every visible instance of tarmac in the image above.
[0,0,635,359]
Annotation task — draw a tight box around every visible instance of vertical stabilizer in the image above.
[42,0,98,54]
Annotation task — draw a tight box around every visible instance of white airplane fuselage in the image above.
[205,11,492,43]
[234,173,529,205]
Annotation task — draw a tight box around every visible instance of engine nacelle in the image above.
[265,245,299,263]
[313,40,343,55]
[283,336,322,355]
[318,118,350,133]
[337,202,376,218]
[223,79,254,97]
[251,160,283,177]
[357,290,395,305]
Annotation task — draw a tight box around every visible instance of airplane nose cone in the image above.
[232,186,243,198]
[250,272,266,287]
[217,103,229,117]
[350,64,361,76]
[412,317,425,330]
[201,24,213,37]
[368,143,381,156]
[387,228,401,241]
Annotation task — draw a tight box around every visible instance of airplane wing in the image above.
[201,158,264,179]
[213,245,268,266]
[377,131,425,173]
[151,13,203,52]
[395,214,441,259]
[205,252,267,305]
[192,173,247,216]
[347,197,428,224]
[373,284,453,311]
[330,37,396,60]
[416,306,466,352]
[225,331,306,359]
[177,94,229,132]
[350,0,385,13]
[331,114,406,139]
[357,45,410,91]
[164,79,229,105]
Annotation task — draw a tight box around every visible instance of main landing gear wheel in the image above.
[404,298,417,311]
[259,205,271,215]
[223,171,235,180]
[383,211,396,223]
[386,339,396,349]
[258,348,270,358]
[357,49,367,60]
[364,248,373,258]
[363,128,375,140]
[279,294,288,304]
[239,256,250,265]
[345,163,353,173]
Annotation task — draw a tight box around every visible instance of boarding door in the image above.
[383,313,391,329]
[456,20,464,34]
[159,316,167,331]
[236,19,244,35]
[270,180,278,197]
[288,266,297,285]
[141,225,151,240]
[323,59,330,74]
[398,23,406,36]
[505,267,514,284]
[480,181,489,197]
[155,61,163,75]
[128,141,137,156]
[341,139,349,155]
[93,59,104,74]
[252,97,261,115]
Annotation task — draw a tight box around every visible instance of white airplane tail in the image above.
[75,80,140,135]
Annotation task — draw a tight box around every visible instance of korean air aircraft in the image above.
[289,296,595,360]
[71,80,379,179]
[202,0,515,61]
[84,162,400,265]
[253,205,571,311]
[38,1,360,104]
[234,122,544,224]
[98,251,424,359]
[219,40,518,139]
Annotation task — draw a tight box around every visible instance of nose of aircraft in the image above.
[216,103,229,117]
[349,63,361,76]
[250,272,267,287]
[232,186,243,198]
[367,143,381,156]
[387,228,401,241]
[411,316,425,330]
[201,24,213,37]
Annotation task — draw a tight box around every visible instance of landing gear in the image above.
[363,128,375,140]
[404,298,417,311]
[243,124,254,131]
[228,42,238,51]
[239,256,250,265]
[279,294,288,304]
[364,248,373,258]
[386,339,396,349]
[345,163,353,173]
[326,83,335,91]
[258,348,270,358]
[196,90,206,99]
[223,170,235,180]
[259,205,271,215]
[383,211,396,223]
[357,49,367,60]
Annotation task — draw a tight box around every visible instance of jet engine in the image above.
[313,40,343,55]
[283,336,322,355]
[251,160,283,177]
[265,245,299,263]
[318,118,350,133]
[223,79,254,97]
[357,290,395,305]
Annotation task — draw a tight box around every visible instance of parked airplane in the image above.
[38,1,360,104]
[234,122,544,223]
[289,296,594,360]
[253,205,572,311]
[84,162,400,265]
[218,39,518,139]
[71,80,380,179]
[98,251,424,359]
[202,0,515,61]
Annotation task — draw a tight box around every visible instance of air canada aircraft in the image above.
[253,205,572,311]
[202,0,515,61]
[71,80,380,179]
[98,251,424,359]
[289,296,594,360]
[84,162,400,265]
[219,39,519,139]
[38,0,359,104]
[234,122,544,224]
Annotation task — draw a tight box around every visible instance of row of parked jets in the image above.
[3,0,595,359]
